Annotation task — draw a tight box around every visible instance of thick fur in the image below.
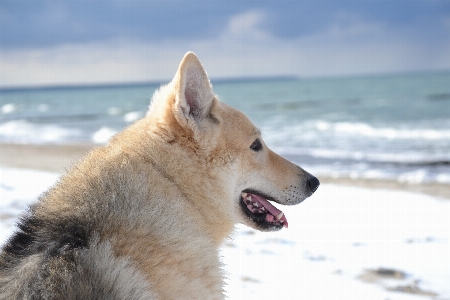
[0,52,318,299]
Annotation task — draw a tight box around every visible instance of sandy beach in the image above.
[0,143,93,173]
[1,143,449,200]
[1,142,449,299]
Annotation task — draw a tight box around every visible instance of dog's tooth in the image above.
[253,202,259,207]
[276,212,284,220]
[261,207,266,212]
[241,192,248,198]
[246,196,252,201]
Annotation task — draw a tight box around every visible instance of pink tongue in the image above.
[251,194,288,228]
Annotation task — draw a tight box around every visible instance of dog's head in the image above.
[147,52,319,232]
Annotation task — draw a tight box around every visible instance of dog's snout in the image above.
[307,175,320,193]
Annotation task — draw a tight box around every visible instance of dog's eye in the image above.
[250,139,263,152]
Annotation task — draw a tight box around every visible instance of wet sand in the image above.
[1,143,449,200]
[319,177,450,201]
[0,143,93,173]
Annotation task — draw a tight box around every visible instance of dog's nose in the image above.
[307,175,320,193]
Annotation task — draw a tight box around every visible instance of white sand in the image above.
[1,167,449,299]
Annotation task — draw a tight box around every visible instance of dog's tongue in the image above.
[252,194,288,228]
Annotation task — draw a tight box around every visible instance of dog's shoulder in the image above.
[0,210,155,299]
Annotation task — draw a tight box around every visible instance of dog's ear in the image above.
[172,52,217,136]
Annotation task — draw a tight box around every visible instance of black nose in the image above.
[307,176,320,193]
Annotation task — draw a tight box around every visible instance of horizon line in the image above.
[1,69,449,92]
[0,75,299,92]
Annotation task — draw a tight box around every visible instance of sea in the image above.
[1,71,449,184]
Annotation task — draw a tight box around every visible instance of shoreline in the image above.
[1,143,449,200]
[0,143,93,173]
[318,177,450,201]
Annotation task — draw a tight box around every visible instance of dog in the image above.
[0,52,319,299]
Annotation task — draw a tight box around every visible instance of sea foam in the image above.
[0,120,81,144]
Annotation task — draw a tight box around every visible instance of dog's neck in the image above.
[102,164,228,299]
[98,126,233,299]
[116,117,237,244]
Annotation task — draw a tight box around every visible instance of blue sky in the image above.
[1,0,449,87]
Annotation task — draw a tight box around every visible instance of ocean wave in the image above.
[0,113,102,123]
[1,103,16,114]
[271,146,450,184]
[91,127,117,144]
[123,111,144,123]
[298,163,450,184]
[263,120,450,141]
[0,120,81,144]
[271,146,450,166]
[313,121,450,140]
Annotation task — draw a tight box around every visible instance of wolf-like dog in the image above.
[0,52,319,299]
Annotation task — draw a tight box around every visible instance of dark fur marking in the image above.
[2,216,43,259]
[46,223,89,259]
[1,213,90,269]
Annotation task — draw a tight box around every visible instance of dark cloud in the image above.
[1,0,449,86]
[1,0,449,48]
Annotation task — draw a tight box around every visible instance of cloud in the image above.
[1,10,449,88]
[223,10,270,40]
[0,41,187,87]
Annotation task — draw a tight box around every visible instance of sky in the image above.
[1,0,450,87]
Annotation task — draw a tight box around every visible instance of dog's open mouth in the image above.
[240,191,288,229]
